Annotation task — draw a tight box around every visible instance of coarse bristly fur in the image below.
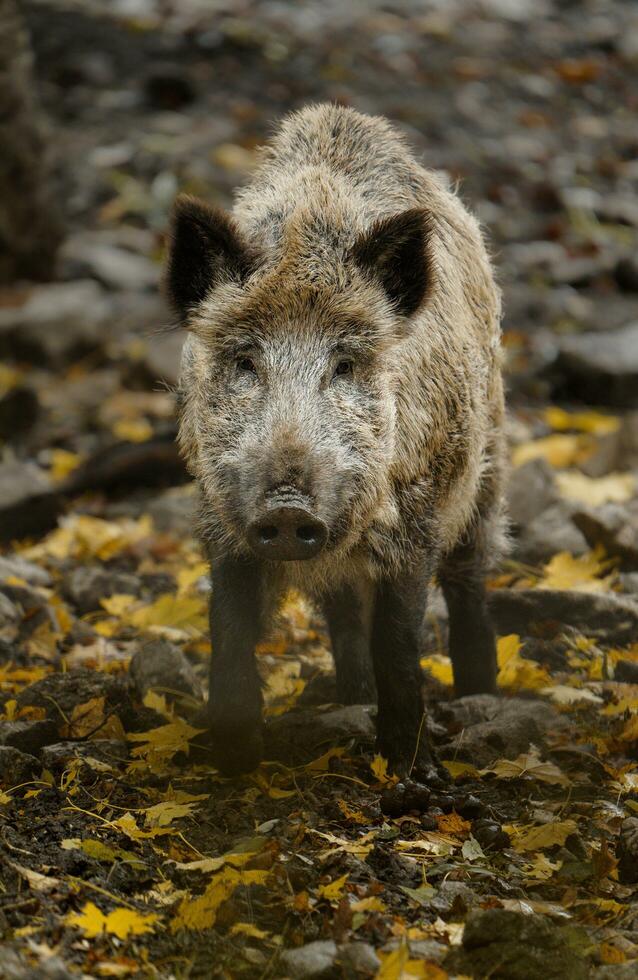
[165,103,507,777]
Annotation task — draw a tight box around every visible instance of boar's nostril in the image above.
[297,525,318,543]
[259,525,279,543]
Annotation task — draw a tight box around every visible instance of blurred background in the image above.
[1,0,638,546]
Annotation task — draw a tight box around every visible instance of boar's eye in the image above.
[236,356,257,376]
[332,359,354,381]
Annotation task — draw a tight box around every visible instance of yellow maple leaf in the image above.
[351,896,386,913]
[556,470,635,506]
[336,799,368,824]
[370,754,398,786]
[144,800,199,828]
[170,867,269,932]
[420,654,453,686]
[48,449,82,482]
[482,749,570,786]
[128,594,208,636]
[127,718,206,771]
[109,812,174,842]
[497,634,551,692]
[506,819,578,852]
[229,922,270,940]
[539,549,615,592]
[318,873,349,901]
[512,433,595,469]
[100,594,138,617]
[441,760,479,780]
[112,417,154,443]
[61,696,105,739]
[66,901,158,939]
[543,406,620,435]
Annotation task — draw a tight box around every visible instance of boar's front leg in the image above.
[371,569,445,785]
[208,555,266,776]
[323,582,376,704]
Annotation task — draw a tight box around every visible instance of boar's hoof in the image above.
[210,726,264,777]
[377,737,450,789]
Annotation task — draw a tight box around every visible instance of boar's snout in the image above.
[247,500,327,562]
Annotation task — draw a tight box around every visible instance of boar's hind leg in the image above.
[208,555,268,775]
[439,520,498,697]
[323,582,376,704]
[371,570,444,784]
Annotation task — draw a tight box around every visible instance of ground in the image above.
[1,1,638,977]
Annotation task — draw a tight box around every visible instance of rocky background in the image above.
[1,1,638,977]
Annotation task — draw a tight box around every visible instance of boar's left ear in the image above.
[350,208,434,319]
[165,195,257,321]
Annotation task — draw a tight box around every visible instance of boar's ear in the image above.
[350,209,434,319]
[165,195,257,321]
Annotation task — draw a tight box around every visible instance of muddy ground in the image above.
[1,1,638,977]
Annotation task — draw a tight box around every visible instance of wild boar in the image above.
[165,103,507,781]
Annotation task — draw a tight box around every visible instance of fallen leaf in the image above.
[541,684,603,705]
[507,819,579,852]
[318,873,349,901]
[170,867,269,932]
[512,434,595,469]
[67,901,158,939]
[543,407,620,435]
[556,470,635,507]
[127,719,206,772]
[420,654,453,686]
[61,696,106,739]
[497,634,551,692]
[539,549,615,593]
[482,748,571,786]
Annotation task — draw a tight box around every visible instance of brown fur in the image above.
[173,103,506,598]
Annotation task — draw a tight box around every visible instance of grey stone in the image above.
[147,485,197,535]
[0,462,58,544]
[0,555,51,587]
[446,909,590,980]
[554,321,638,408]
[489,588,638,645]
[0,591,20,625]
[60,235,159,291]
[64,565,141,615]
[267,704,375,766]
[336,942,380,975]
[0,746,39,785]
[514,501,587,564]
[596,964,638,979]
[573,500,638,568]
[314,704,376,740]
[281,940,338,979]
[0,720,59,757]
[507,458,557,529]
[129,639,202,702]
[0,281,110,364]
[438,695,569,767]
[16,667,126,717]
[41,740,128,775]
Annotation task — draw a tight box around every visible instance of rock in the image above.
[266,704,376,765]
[142,329,184,388]
[507,458,557,529]
[16,668,127,718]
[0,746,39,784]
[489,588,638,644]
[0,387,39,442]
[572,501,638,569]
[0,591,20,626]
[615,256,638,292]
[552,322,638,408]
[596,965,638,979]
[618,412,638,469]
[0,281,110,364]
[336,942,380,976]
[514,501,587,564]
[60,234,159,291]
[0,555,51,587]
[147,484,197,535]
[63,565,141,615]
[617,817,638,884]
[40,739,128,776]
[0,461,59,544]
[446,909,591,979]
[129,639,202,702]
[280,940,338,979]
[438,695,569,767]
[0,719,59,757]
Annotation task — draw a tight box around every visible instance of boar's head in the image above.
[165,195,434,563]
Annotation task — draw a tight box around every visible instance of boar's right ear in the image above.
[350,208,434,320]
[165,195,257,322]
